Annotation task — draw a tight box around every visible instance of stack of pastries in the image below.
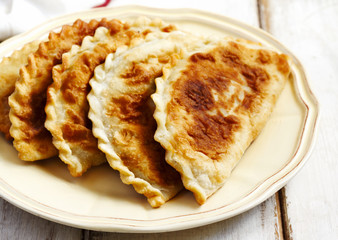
[0,17,290,207]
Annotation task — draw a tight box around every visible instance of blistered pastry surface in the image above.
[45,17,178,176]
[152,39,291,204]
[8,18,121,161]
[0,41,40,140]
[88,30,203,207]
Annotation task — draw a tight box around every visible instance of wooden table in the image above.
[1,0,337,239]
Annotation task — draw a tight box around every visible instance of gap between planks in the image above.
[82,229,91,240]
[257,0,270,31]
[257,0,292,239]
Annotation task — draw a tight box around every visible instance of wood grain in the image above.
[266,0,338,239]
[0,198,82,239]
[88,196,282,240]
[112,0,260,26]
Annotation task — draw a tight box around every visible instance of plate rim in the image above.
[0,5,319,233]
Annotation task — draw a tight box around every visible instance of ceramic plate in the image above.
[0,5,319,233]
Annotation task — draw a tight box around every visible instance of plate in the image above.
[0,5,319,233]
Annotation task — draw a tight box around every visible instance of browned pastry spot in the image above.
[168,43,289,160]
[161,25,177,33]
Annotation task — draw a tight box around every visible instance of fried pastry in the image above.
[88,31,203,207]
[0,41,40,140]
[152,38,291,204]
[45,17,178,176]
[8,18,124,161]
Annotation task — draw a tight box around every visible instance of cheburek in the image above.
[45,17,178,177]
[88,31,203,207]
[8,18,123,161]
[0,41,40,140]
[152,38,291,205]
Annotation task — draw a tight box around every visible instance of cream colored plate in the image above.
[0,5,319,233]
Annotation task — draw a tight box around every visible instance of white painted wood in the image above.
[0,198,82,239]
[0,1,283,239]
[266,0,338,239]
[110,0,259,27]
[89,195,282,240]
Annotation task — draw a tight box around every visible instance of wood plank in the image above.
[111,0,259,27]
[265,0,338,239]
[88,195,282,240]
[0,198,82,240]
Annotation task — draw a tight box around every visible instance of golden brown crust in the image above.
[153,39,291,204]
[0,41,40,140]
[108,90,179,187]
[45,18,180,177]
[45,21,162,176]
[8,18,120,161]
[168,43,289,160]
[88,30,203,207]
[105,59,183,203]
[47,23,127,176]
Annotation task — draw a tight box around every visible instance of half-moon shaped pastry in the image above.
[8,18,124,161]
[152,38,291,204]
[45,17,178,177]
[88,31,203,207]
[0,41,40,140]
